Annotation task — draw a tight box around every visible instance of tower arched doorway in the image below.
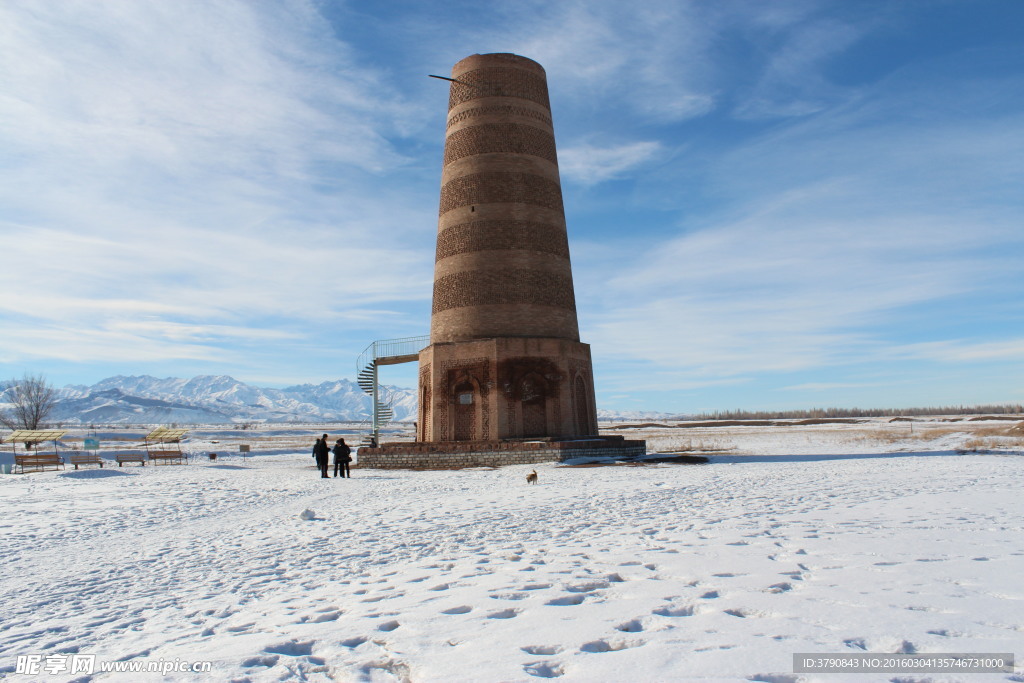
[453,381,477,441]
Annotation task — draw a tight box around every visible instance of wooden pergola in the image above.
[7,429,68,455]
[7,430,68,472]
[144,427,190,463]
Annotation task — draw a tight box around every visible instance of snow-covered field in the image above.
[1,419,1022,682]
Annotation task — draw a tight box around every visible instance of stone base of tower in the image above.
[415,337,599,442]
[355,435,646,470]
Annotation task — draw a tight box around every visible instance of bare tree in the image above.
[0,373,57,430]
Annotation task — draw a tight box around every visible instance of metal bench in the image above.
[148,449,184,465]
[116,453,146,467]
[14,454,65,473]
[69,452,104,469]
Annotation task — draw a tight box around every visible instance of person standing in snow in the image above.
[313,434,330,478]
[333,438,352,478]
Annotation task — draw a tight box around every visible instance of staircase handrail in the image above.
[356,335,429,374]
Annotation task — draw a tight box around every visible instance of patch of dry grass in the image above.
[958,436,1024,453]
[860,427,964,444]
[862,424,1017,445]
[650,438,735,454]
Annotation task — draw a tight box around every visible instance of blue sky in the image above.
[1,0,1022,413]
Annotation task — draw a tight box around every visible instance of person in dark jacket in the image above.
[313,434,330,478]
[333,438,352,478]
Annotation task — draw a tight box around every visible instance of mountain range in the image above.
[1,374,675,426]
[47,375,418,425]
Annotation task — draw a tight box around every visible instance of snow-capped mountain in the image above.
[51,375,417,425]
[25,374,673,426]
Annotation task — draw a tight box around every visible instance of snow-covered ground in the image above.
[1,420,1022,682]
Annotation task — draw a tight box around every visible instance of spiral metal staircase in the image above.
[356,335,428,444]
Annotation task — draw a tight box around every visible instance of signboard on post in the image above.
[83,438,100,451]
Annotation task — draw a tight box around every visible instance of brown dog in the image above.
[526,469,538,485]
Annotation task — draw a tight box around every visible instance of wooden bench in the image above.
[69,453,104,469]
[148,450,184,465]
[116,453,146,467]
[15,454,65,473]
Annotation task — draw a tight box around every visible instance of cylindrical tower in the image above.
[431,53,579,343]
[419,53,598,443]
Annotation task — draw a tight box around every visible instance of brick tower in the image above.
[417,53,599,443]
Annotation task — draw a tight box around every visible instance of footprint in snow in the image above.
[579,638,644,653]
[546,595,585,606]
[487,608,521,619]
[522,645,563,655]
[361,657,411,681]
[242,655,279,668]
[765,583,792,593]
[340,637,367,648]
[566,580,609,593]
[523,660,565,678]
[377,620,400,632]
[263,639,314,656]
[490,591,529,600]
[298,610,342,623]
[441,605,472,615]
[746,674,803,683]
[225,622,255,634]
[725,608,773,618]
[615,619,644,633]
[653,603,703,617]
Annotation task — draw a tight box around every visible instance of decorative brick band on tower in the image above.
[417,53,600,443]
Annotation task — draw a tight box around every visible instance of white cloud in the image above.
[579,85,1024,388]
[0,1,406,175]
[732,17,868,119]
[0,1,436,368]
[781,382,890,392]
[434,0,722,123]
[583,197,1018,387]
[888,340,1024,364]
[559,141,661,185]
